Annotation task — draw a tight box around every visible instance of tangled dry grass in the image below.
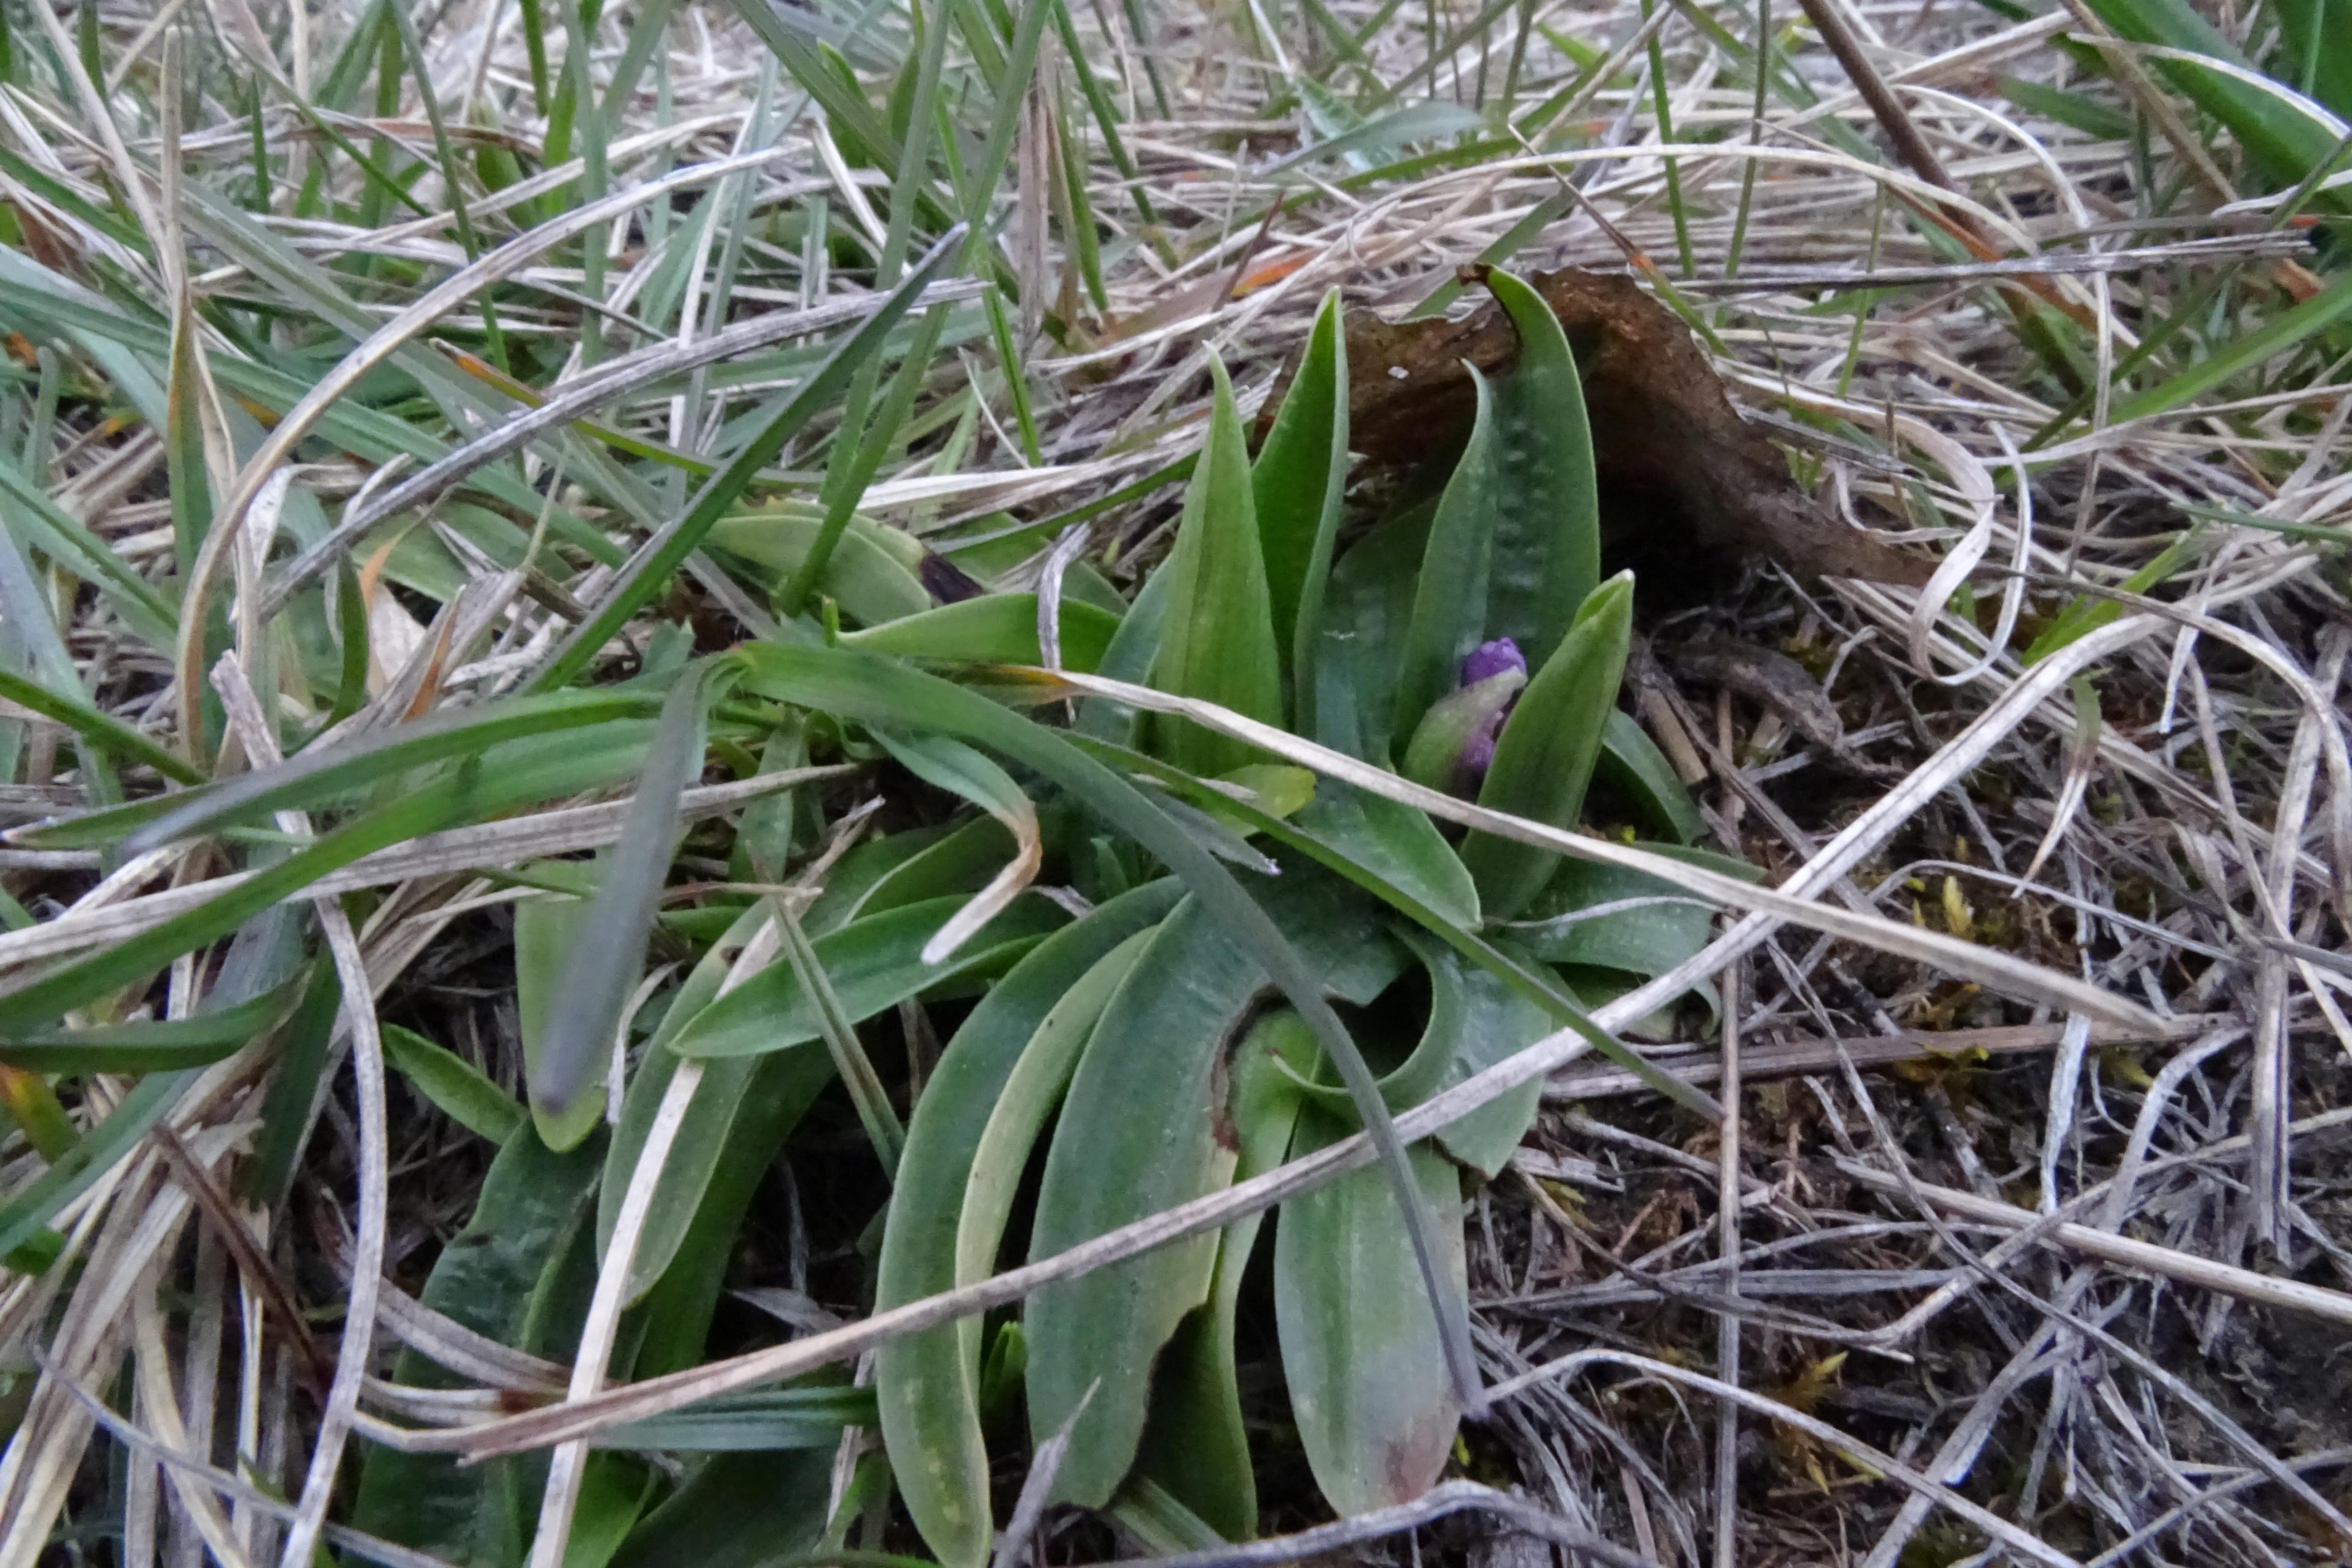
[1,0,2350,1562]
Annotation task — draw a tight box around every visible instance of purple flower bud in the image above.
[1460,637,1525,686]
[1460,704,1510,779]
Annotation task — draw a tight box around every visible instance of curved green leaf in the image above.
[1251,288,1351,720]
[1460,571,1633,919]
[16,689,662,853]
[876,882,1180,1568]
[533,669,716,1133]
[0,983,297,1074]
[382,1024,526,1145]
[708,510,932,627]
[1596,710,1704,846]
[1274,1118,1465,1516]
[667,894,1066,1059]
[844,593,1122,671]
[1146,355,1284,775]
[1396,369,1500,746]
[1026,874,1402,1507]
[1134,1007,1321,1539]
[1482,266,1601,666]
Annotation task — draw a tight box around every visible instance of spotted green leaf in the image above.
[1251,288,1350,725]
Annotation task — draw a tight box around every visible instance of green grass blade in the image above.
[529,668,716,1131]
[534,229,962,691]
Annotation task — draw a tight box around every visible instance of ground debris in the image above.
[1289,266,1934,588]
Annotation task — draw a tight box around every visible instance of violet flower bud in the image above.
[1400,639,1530,797]
[1460,637,1526,686]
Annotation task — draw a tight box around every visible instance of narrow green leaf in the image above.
[1147,355,1284,775]
[1274,1120,1465,1515]
[845,593,1121,669]
[1133,1007,1321,1538]
[26,689,663,856]
[876,885,1180,1568]
[0,1070,196,1264]
[624,1044,835,1377]
[1026,875,1402,1506]
[1482,266,1601,665]
[517,886,607,1154]
[531,667,716,1131]
[1459,571,1633,918]
[667,895,1066,1059]
[1250,289,1350,712]
[1595,710,1704,846]
[0,667,199,786]
[1395,371,1500,745]
[0,983,297,1074]
[2107,265,2352,427]
[382,1024,525,1145]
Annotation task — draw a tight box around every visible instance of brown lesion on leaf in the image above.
[1269,266,1934,589]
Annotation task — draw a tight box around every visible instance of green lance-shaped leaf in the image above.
[876,884,1181,1568]
[0,667,201,785]
[1395,370,1501,747]
[528,667,717,1141]
[1026,873,1404,1508]
[597,904,777,1305]
[17,687,662,854]
[706,510,934,628]
[1275,1116,1466,1517]
[843,594,1122,671]
[1146,354,1284,776]
[629,1046,838,1378]
[1251,288,1351,723]
[381,1024,526,1145]
[1481,265,1601,666]
[0,982,300,1075]
[1458,571,1634,920]
[666,895,1067,1059]
[1391,267,1602,748]
[1132,1007,1323,1538]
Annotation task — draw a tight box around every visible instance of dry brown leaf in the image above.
[1274,266,1934,588]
